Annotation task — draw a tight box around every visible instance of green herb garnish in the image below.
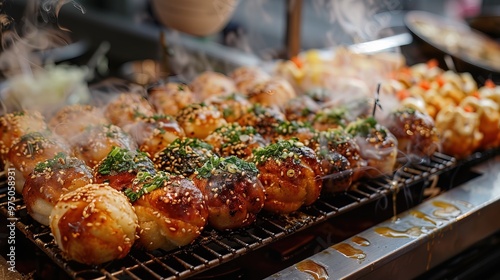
[196,155,258,179]
[274,121,314,135]
[125,171,170,202]
[97,146,155,175]
[253,139,305,165]
[34,152,71,173]
[345,117,378,137]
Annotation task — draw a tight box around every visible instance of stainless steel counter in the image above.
[267,155,500,279]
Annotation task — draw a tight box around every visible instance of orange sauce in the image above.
[296,259,329,280]
[351,236,370,247]
[409,210,439,225]
[432,201,461,219]
[332,243,366,260]
[374,226,427,238]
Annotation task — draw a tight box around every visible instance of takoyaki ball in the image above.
[124,114,185,157]
[384,108,440,161]
[49,104,109,140]
[72,124,137,168]
[22,153,93,226]
[253,139,323,214]
[191,155,265,230]
[435,106,482,158]
[176,103,227,139]
[237,104,286,140]
[205,123,267,160]
[147,83,195,116]
[189,71,237,101]
[50,184,138,265]
[310,129,366,182]
[247,78,297,108]
[283,95,320,123]
[346,117,398,178]
[94,147,156,192]
[272,121,316,146]
[153,137,214,177]
[131,172,208,251]
[0,110,48,160]
[6,132,71,192]
[105,92,155,128]
[305,88,335,105]
[228,66,271,95]
[312,107,349,131]
[459,96,500,149]
[205,93,252,123]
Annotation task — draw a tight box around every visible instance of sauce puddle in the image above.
[332,243,366,260]
[296,259,329,280]
[351,236,370,247]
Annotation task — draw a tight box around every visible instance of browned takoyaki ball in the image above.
[124,114,185,157]
[228,66,271,95]
[50,184,138,265]
[0,110,48,160]
[189,71,237,101]
[283,95,320,123]
[191,155,265,230]
[71,124,137,168]
[205,93,253,123]
[105,92,155,128]
[237,104,286,140]
[22,153,93,225]
[131,172,208,251]
[253,139,323,214]
[148,83,195,116]
[176,103,227,139]
[247,78,296,108]
[205,123,267,160]
[49,104,109,140]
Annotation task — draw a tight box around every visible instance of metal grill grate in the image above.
[0,152,457,279]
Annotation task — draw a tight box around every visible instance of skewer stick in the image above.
[372,83,382,117]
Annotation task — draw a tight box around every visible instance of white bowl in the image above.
[151,0,239,36]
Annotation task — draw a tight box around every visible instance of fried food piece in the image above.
[148,83,195,115]
[176,103,227,139]
[94,147,156,191]
[130,172,208,251]
[189,71,237,101]
[205,93,252,123]
[192,155,265,230]
[229,66,270,95]
[105,92,155,128]
[205,123,267,160]
[71,124,137,168]
[22,153,93,225]
[247,78,296,108]
[49,104,109,140]
[50,184,138,265]
[153,137,214,177]
[253,139,322,214]
[0,111,48,160]
[237,104,286,140]
[346,117,398,178]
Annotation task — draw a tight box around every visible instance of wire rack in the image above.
[0,152,457,279]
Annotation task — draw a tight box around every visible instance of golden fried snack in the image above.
[0,110,48,160]
[247,78,296,108]
[282,95,320,123]
[105,92,155,128]
[385,108,441,160]
[271,121,316,146]
[49,104,109,140]
[50,184,138,265]
[71,124,137,168]
[229,66,270,95]
[205,93,252,123]
[176,103,227,139]
[310,129,366,191]
[312,106,349,131]
[22,153,93,225]
[435,106,483,158]
[459,96,500,149]
[189,71,237,101]
[253,139,322,214]
[94,147,156,192]
[153,137,214,177]
[191,155,265,230]
[346,117,398,178]
[130,172,208,251]
[124,114,185,157]
[205,123,267,160]
[6,132,70,192]
[237,104,286,140]
[148,83,195,115]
